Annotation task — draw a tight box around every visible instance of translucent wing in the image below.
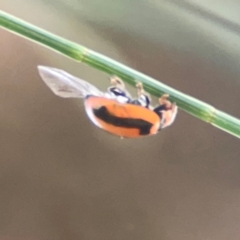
[38,66,105,98]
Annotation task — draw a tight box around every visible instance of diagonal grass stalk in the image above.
[0,10,239,138]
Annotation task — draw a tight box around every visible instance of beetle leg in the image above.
[131,82,151,108]
[110,75,126,89]
[108,76,131,103]
[108,76,125,96]
[158,94,170,106]
[154,93,178,129]
[136,82,144,96]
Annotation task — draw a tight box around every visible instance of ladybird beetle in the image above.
[37,66,178,138]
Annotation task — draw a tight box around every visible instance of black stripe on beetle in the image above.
[93,106,153,135]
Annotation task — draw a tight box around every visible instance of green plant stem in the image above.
[0,10,239,138]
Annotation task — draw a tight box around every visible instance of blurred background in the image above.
[0,1,240,239]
